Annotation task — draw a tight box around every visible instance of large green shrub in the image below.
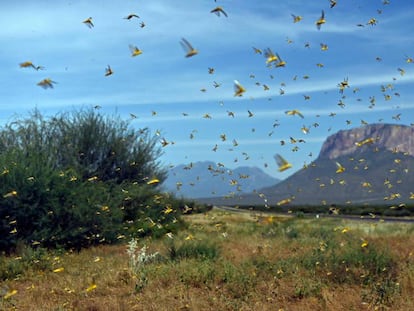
[0,109,179,252]
[51,110,166,184]
[0,109,166,184]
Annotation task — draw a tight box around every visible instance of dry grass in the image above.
[1,210,414,310]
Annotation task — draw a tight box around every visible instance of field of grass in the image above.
[1,210,414,310]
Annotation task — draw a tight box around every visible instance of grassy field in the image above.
[1,210,414,311]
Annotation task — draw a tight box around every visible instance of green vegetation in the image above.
[0,109,201,252]
[234,203,414,217]
[1,211,413,310]
[0,109,412,309]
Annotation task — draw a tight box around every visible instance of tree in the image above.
[0,108,175,252]
[53,109,167,184]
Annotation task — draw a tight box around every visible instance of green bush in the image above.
[0,108,179,252]
[167,240,220,261]
[0,244,52,281]
[177,259,217,288]
[49,109,166,184]
[220,261,257,299]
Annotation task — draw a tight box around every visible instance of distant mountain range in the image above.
[196,123,414,206]
[163,161,279,198]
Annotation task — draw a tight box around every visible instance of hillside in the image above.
[259,148,414,205]
[198,124,414,206]
[163,161,279,198]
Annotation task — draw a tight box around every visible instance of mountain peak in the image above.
[319,123,414,160]
[215,123,414,206]
[164,161,279,199]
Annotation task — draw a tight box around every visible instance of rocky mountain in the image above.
[163,161,279,199]
[319,123,414,160]
[199,124,414,206]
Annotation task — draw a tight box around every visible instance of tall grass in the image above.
[1,211,413,310]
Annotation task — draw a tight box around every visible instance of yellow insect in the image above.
[275,53,286,67]
[291,14,302,23]
[37,78,57,89]
[180,38,198,57]
[19,61,44,70]
[264,48,278,65]
[233,80,246,97]
[335,162,345,173]
[85,284,97,292]
[164,205,174,214]
[3,289,18,299]
[301,126,310,134]
[129,44,142,57]
[338,77,349,93]
[20,61,34,68]
[285,109,304,118]
[210,6,228,17]
[362,182,372,188]
[53,267,64,273]
[320,43,328,51]
[252,47,262,54]
[274,154,293,172]
[104,65,113,76]
[355,137,375,147]
[316,10,326,30]
[185,234,194,241]
[277,197,292,206]
[3,190,18,198]
[147,178,160,185]
[83,17,94,28]
[160,138,169,147]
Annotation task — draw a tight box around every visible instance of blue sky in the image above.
[1,0,413,179]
